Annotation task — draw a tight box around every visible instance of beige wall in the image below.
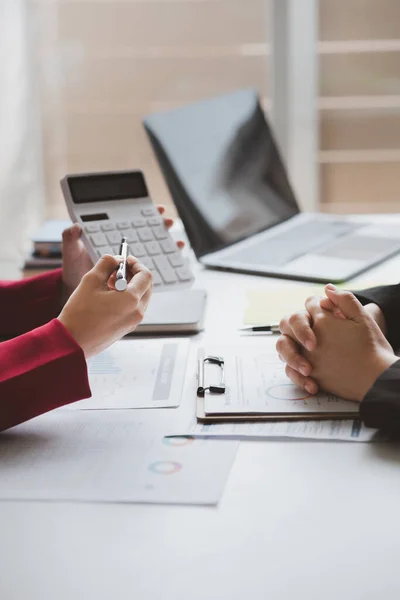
[31,0,400,219]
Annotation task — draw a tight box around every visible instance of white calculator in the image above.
[60,170,194,291]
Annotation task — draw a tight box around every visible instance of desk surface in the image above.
[2,233,400,600]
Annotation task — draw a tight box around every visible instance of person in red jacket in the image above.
[0,206,181,432]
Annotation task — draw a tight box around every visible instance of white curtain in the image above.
[0,0,44,261]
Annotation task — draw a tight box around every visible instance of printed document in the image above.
[0,410,238,504]
[69,338,189,410]
[176,417,383,442]
[200,346,357,416]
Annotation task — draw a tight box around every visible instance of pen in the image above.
[239,325,281,334]
[115,236,128,292]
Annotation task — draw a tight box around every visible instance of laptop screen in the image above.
[201,95,300,245]
[144,89,300,254]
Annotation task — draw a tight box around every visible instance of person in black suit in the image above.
[276,283,400,431]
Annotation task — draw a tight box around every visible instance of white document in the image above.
[69,338,189,410]
[175,417,383,443]
[0,410,238,504]
[200,346,357,416]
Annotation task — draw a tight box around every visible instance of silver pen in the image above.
[239,325,280,334]
[115,236,128,292]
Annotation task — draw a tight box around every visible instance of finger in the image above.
[276,334,313,376]
[325,284,365,322]
[86,254,120,287]
[125,255,140,282]
[127,261,153,297]
[319,297,336,311]
[279,310,316,351]
[319,297,346,319]
[141,287,152,312]
[62,223,82,243]
[127,287,153,333]
[304,295,325,323]
[285,365,319,396]
[156,205,166,215]
[163,217,174,229]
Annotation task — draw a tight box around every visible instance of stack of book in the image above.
[23,220,71,270]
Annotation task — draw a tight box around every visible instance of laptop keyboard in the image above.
[224,219,359,266]
[319,234,400,261]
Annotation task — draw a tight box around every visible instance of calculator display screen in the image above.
[69,172,148,203]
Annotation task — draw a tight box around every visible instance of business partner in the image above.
[276,282,400,431]
[0,206,182,432]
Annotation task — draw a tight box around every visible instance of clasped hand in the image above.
[276,285,397,401]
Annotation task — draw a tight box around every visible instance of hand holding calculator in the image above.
[60,170,194,292]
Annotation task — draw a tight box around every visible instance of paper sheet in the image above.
[200,346,357,416]
[168,339,382,442]
[0,410,238,504]
[244,279,391,325]
[69,338,189,410]
[244,285,321,325]
[173,417,385,442]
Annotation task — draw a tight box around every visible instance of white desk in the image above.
[2,235,400,600]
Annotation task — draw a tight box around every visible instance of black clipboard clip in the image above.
[197,355,226,397]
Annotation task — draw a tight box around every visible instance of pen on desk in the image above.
[115,236,128,292]
[239,325,281,334]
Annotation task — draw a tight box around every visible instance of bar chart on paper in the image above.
[88,351,121,375]
[66,338,190,410]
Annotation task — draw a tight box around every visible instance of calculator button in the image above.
[176,266,192,282]
[152,270,162,286]
[168,252,185,268]
[101,222,115,232]
[107,231,124,245]
[90,232,108,246]
[125,229,139,243]
[147,217,162,227]
[141,207,156,217]
[85,223,100,233]
[152,225,169,240]
[116,221,131,230]
[138,227,154,242]
[130,242,146,257]
[145,241,161,256]
[160,238,176,254]
[96,245,113,258]
[131,218,146,228]
[141,256,154,269]
[112,245,121,255]
[153,255,178,283]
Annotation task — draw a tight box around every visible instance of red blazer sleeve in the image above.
[0,318,91,432]
[0,269,63,336]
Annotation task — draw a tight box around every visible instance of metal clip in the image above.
[197,355,226,396]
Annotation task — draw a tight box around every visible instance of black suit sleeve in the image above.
[354,283,400,350]
[353,284,400,431]
[360,360,400,432]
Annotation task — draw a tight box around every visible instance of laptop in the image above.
[143,89,400,283]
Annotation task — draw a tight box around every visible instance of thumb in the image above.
[62,223,82,244]
[324,284,365,322]
[86,254,120,287]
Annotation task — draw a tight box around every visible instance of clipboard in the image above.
[196,348,360,424]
